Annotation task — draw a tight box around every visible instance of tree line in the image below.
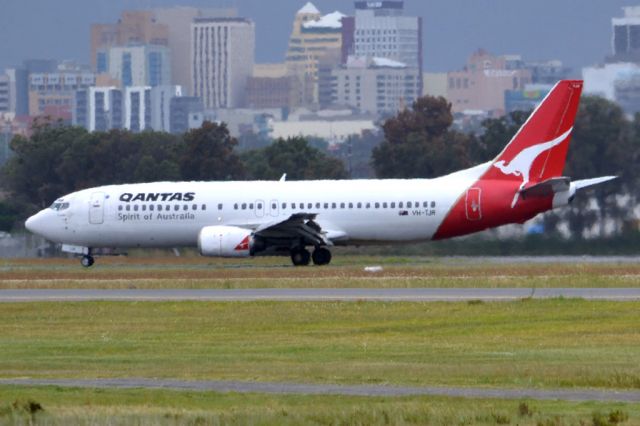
[1,94,638,240]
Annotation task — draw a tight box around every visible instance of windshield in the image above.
[50,202,70,211]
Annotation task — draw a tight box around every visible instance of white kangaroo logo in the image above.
[493,127,572,208]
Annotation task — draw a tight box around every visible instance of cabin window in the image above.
[316,202,321,209]
[143,205,148,211]
[431,201,436,208]
[134,205,139,212]
[300,203,305,209]
[357,202,362,208]
[202,204,206,211]
[149,205,154,212]
[423,201,428,208]
[234,203,238,210]
[366,203,371,209]
[375,202,380,208]
[241,203,247,210]
[383,202,388,208]
[218,203,223,210]
[390,202,396,208]
[324,203,329,209]
[399,202,403,208]
[332,203,337,209]
[174,205,180,211]
[272,202,277,210]
[257,203,263,209]
[282,203,287,209]
[307,203,312,209]
[249,203,254,210]
[348,203,353,209]
[407,202,412,208]
[183,205,189,211]
[118,205,123,211]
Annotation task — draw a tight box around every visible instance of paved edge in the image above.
[1,288,640,302]
[0,378,638,402]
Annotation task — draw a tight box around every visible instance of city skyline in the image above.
[1,0,639,74]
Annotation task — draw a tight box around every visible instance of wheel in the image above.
[81,255,94,268]
[312,247,332,266]
[290,248,311,266]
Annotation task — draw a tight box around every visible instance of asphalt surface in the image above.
[1,288,639,302]
[0,378,638,402]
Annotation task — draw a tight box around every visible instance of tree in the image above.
[372,96,472,178]
[242,137,347,180]
[179,121,246,180]
[471,110,530,163]
[0,201,18,232]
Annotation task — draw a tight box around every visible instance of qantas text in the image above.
[119,192,196,202]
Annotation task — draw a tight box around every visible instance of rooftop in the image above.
[302,11,346,29]
[297,2,320,15]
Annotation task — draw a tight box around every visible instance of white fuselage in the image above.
[26,162,490,250]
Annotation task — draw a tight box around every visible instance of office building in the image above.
[91,11,169,72]
[150,85,182,132]
[611,6,640,62]
[124,86,151,132]
[285,3,346,104]
[0,75,9,113]
[154,7,237,96]
[99,44,171,88]
[447,49,531,114]
[28,71,95,117]
[324,56,420,116]
[170,96,204,134]
[74,87,123,132]
[192,18,255,108]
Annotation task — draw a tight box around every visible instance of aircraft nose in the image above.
[25,211,47,236]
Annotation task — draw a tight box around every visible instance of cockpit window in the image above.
[50,202,70,211]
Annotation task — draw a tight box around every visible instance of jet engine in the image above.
[197,226,253,257]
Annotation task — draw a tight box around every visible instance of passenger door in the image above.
[89,192,106,224]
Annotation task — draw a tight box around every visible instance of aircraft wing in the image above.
[252,213,333,246]
[573,176,617,190]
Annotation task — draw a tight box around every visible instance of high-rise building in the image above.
[348,1,421,71]
[154,7,237,96]
[323,56,420,116]
[99,45,171,87]
[74,87,123,132]
[91,11,169,72]
[150,85,182,132]
[28,71,95,118]
[191,18,255,108]
[0,75,9,113]
[285,3,346,105]
[170,97,204,134]
[447,49,531,114]
[124,86,152,132]
[611,6,640,62]
[3,68,30,116]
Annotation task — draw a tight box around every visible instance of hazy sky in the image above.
[1,0,638,73]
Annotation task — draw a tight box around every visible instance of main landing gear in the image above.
[290,247,332,266]
[80,254,95,268]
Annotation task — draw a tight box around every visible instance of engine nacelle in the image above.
[197,226,253,257]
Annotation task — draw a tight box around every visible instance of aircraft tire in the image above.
[81,255,94,268]
[290,248,311,266]
[312,247,332,266]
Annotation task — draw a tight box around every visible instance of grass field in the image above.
[1,257,639,424]
[1,300,638,390]
[2,386,639,425]
[1,256,639,289]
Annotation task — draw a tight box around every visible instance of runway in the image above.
[1,288,639,302]
[0,378,638,402]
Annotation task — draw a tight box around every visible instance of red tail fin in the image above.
[485,80,583,185]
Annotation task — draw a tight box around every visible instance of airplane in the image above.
[25,80,616,267]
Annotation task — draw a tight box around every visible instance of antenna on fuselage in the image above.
[279,173,287,182]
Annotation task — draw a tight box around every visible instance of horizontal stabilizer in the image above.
[573,176,617,190]
[519,177,570,199]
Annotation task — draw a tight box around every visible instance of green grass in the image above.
[2,256,639,289]
[1,386,639,425]
[1,300,639,390]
